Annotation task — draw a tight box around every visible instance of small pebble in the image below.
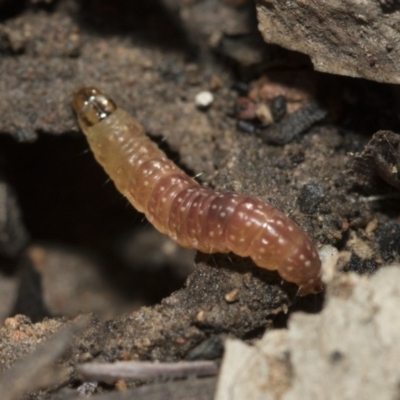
[236,120,257,134]
[255,103,273,125]
[195,91,214,110]
[298,183,325,215]
[77,382,98,396]
[224,289,239,303]
[196,310,206,322]
[270,95,287,122]
[186,336,224,360]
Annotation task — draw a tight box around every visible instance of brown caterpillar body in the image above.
[72,87,323,295]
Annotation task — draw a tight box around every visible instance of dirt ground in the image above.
[0,0,399,399]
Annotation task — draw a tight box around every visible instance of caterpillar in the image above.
[72,87,323,296]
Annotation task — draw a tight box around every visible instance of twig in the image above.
[78,360,218,383]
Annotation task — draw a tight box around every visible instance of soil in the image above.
[0,0,399,399]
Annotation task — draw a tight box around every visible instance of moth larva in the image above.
[72,87,323,295]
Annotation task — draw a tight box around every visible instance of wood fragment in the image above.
[78,360,218,384]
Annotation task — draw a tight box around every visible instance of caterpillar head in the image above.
[72,87,116,129]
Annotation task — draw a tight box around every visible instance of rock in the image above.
[216,266,400,400]
[256,0,400,84]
